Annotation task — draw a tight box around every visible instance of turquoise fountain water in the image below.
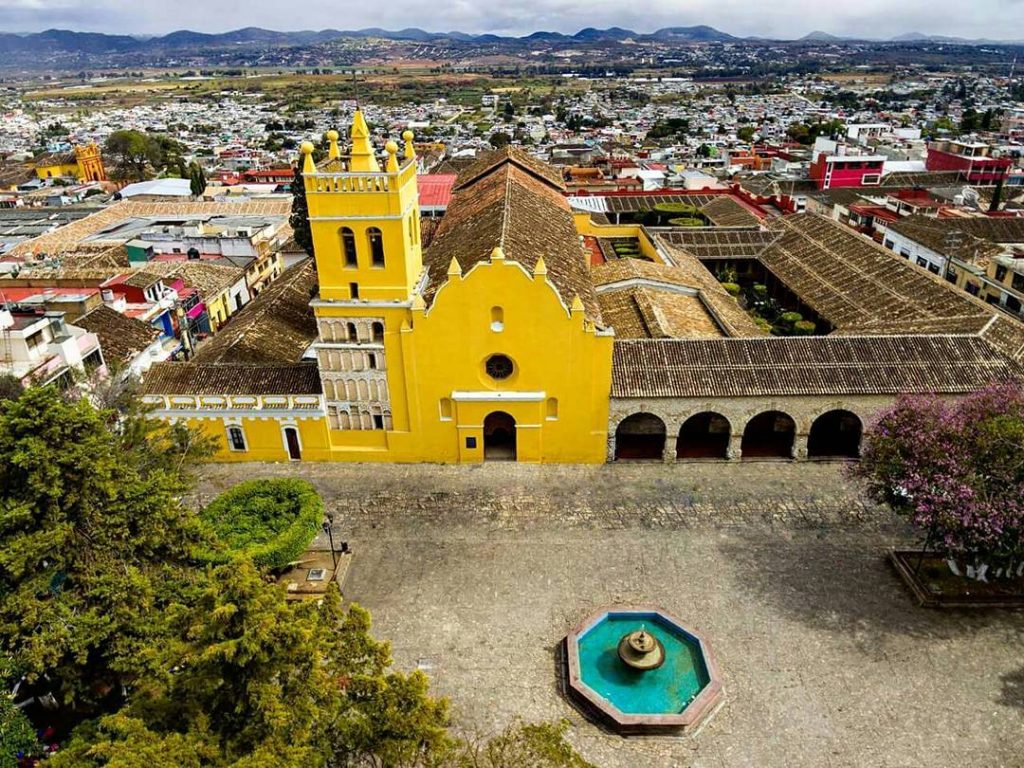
[576,611,710,715]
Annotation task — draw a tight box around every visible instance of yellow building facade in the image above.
[34,143,106,182]
[143,112,613,463]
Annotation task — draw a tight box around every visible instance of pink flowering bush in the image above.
[852,383,1024,579]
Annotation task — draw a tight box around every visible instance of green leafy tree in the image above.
[1,695,38,768]
[54,562,452,768]
[737,125,756,143]
[104,130,162,182]
[189,162,207,199]
[0,375,22,403]
[0,388,215,712]
[960,107,979,133]
[463,719,597,768]
[290,165,314,257]
[489,131,512,149]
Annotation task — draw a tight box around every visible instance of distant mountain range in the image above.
[0,25,1021,56]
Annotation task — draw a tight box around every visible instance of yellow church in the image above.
[141,110,614,463]
[34,143,106,182]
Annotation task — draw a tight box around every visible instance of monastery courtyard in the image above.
[193,462,1023,768]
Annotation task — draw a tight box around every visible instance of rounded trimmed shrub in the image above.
[793,320,817,335]
[721,282,741,296]
[780,311,803,327]
[200,479,324,570]
[667,217,704,227]
[654,202,698,216]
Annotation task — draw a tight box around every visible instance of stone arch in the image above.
[741,410,796,459]
[676,411,731,459]
[808,409,863,459]
[614,413,666,460]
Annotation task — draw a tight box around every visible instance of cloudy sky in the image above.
[2,0,1024,40]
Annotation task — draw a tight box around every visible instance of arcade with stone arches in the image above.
[606,395,891,463]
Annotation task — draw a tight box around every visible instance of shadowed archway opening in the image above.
[808,409,862,459]
[615,413,666,460]
[676,412,731,459]
[741,411,795,459]
[484,411,516,461]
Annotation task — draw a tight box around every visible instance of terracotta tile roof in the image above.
[654,228,780,260]
[422,157,601,323]
[758,216,1024,350]
[453,146,566,192]
[699,197,762,228]
[598,288,725,339]
[140,362,322,396]
[74,305,159,364]
[192,259,318,364]
[889,215,1024,252]
[9,199,291,257]
[122,270,165,289]
[612,336,1024,398]
[886,215,1001,265]
[592,257,765,339]
[142,260,244,298]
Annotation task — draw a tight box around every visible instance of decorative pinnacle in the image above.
[385,140,400,172]
[490,246,506,262]
[402,129,416,160]
[570,294,585,313]
[447,257,462,277]
[533,256,547,276]
[300,141,315,173]
[326,129,340,160]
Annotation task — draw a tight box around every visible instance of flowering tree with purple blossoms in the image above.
[852,383,1024,580]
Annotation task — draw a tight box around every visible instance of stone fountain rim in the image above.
[564,604,724,731]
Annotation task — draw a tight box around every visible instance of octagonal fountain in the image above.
[565,606,723,734]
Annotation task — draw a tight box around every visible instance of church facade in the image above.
[140,112,1024,464]
[142,112,613,463]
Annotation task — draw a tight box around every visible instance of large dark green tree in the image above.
[290,165,314,257]
[104,130,162,182]
[0,387,214,711]
[189,162,207,199]
[52,562,453,768]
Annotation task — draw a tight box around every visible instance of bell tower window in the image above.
[368,227,385,267]
[341,227,357,267]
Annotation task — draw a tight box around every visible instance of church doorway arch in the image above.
[484,411,516,461]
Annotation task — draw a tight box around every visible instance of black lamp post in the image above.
[322,514,337,571]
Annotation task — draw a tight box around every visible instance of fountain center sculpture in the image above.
[617,627,666,670]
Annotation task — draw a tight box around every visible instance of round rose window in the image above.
[485,354,514,380]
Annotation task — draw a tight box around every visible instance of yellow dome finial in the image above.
[300,141,316,174]
[326,129,340,160]
[349,109,380,173]
[490,246,505,262]
[402,129,416,161]
[385,140,399,173]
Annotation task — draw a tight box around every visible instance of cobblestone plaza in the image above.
[194,462,1024,768]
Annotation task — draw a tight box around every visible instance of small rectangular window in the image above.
[349,282,359,299]
[227,426,247,451]
[373,414,384,430]
[466,436,477,449]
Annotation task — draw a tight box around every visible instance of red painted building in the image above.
[925,140,1012,184]
[809,150,886,190]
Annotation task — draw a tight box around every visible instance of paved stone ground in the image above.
[193,462,1024,768]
